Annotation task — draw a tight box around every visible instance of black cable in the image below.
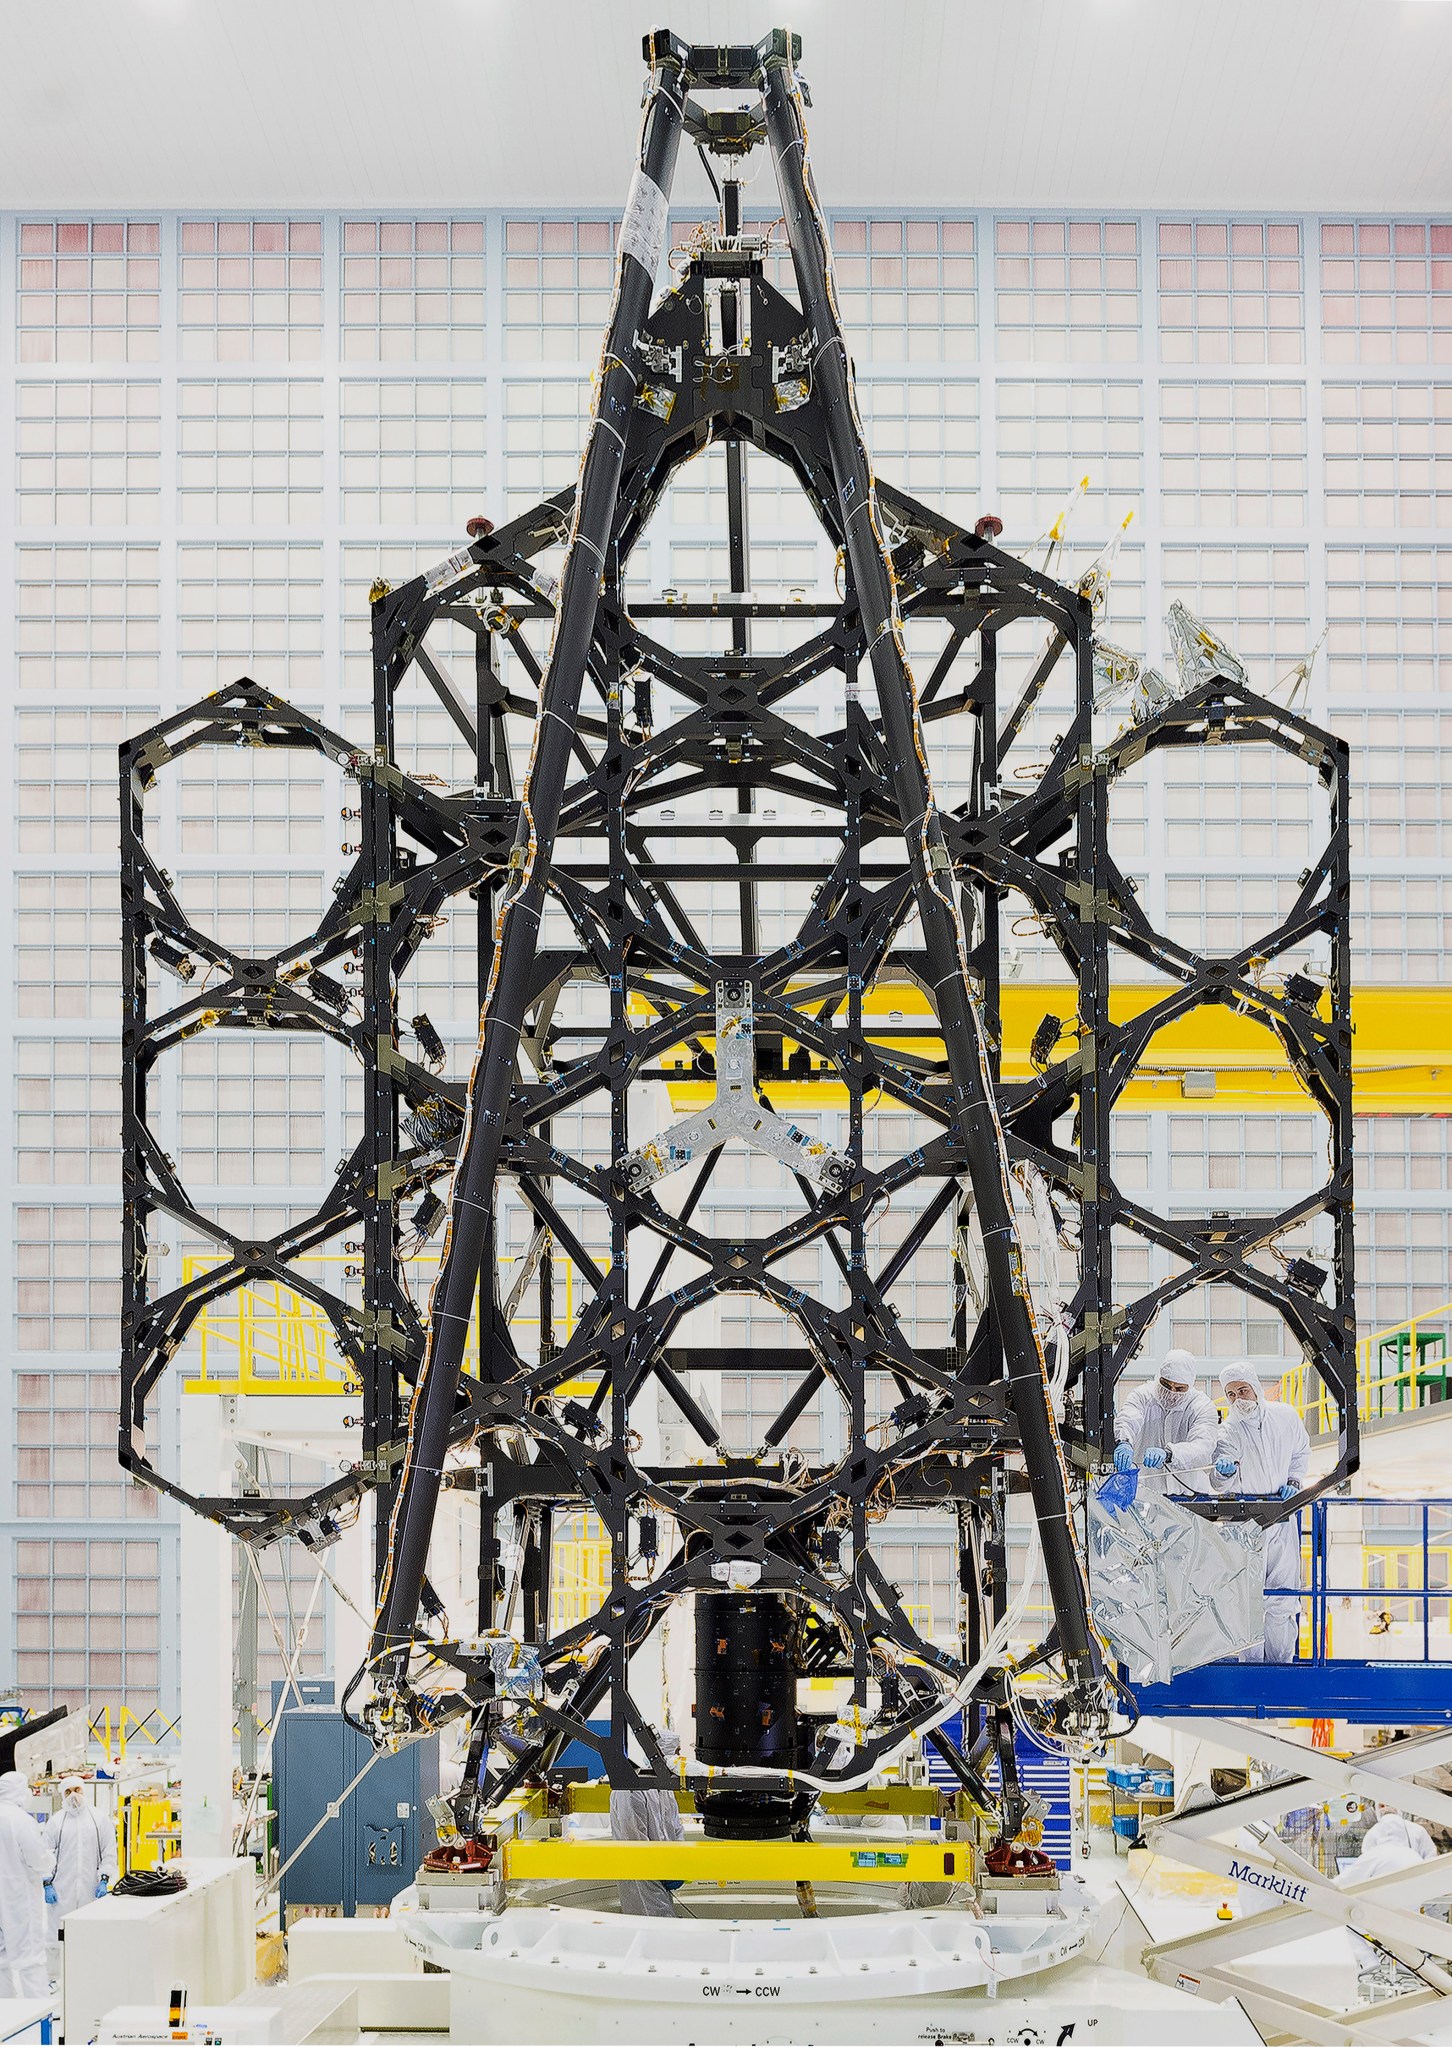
[1106,1664,1141,1737]
[113,1867,188,1897]
[695,140,722,206]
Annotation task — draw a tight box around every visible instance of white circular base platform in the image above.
[392,1878,1260,2043]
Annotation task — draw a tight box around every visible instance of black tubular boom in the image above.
[367,41,690,1683]
[759,50,1101,1710]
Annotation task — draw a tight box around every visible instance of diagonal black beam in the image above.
[368,47,689,1683]
[762,48,1103,1721]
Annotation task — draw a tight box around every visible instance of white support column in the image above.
[180,1393,235,1859]
[328,1495,374,1703]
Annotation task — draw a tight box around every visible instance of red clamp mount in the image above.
[984,1837,1058,1879]
[421,1837,496,1874]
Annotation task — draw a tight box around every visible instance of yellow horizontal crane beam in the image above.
[184,988,1446,1398]
[646,986,1451,1115]
[503,1835,968,1885]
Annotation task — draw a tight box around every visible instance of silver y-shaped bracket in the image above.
[622,980,851,1197]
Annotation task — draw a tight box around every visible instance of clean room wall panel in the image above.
[0,198,1446,1703]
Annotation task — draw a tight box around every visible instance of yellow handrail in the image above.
[550,1511,610,1630]
[1280,1298,1452,1435]
[183,1253,578,1397]
[87,1702,181,1760]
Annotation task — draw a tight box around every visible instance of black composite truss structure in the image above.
[119,29,1355,1840]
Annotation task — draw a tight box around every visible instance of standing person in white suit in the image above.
[610,1729,685,1918]
[1113,1348,1218,1497]
[45,1776,116,1939]
[1210,1362,1310,1663]
[0,1772,51,1997]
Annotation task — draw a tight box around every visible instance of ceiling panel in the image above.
[4,0,1451,213]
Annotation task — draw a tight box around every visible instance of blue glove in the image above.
[1214,1456,1237,1478]
[1113,1442,1134,1473]
[43,1883,56,1904]
[1142,1448,1166,1471]
[96,1878,109,1897]
[1278,1482,1297,1500]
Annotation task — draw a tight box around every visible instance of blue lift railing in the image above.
[1134,1496,1452,1723]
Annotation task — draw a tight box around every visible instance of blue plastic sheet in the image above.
[1095,1469,1139,1515]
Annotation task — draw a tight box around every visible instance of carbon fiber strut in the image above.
[365,45,689,1700]
[760,51,1105,1720]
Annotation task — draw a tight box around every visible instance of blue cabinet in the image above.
[269,1678,334,1718]
[272,1707,438,1915]
[924,1713,1073,1869]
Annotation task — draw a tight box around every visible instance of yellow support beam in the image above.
[644,985,1451,1115]
[184,987,1444,1403]
[559,1782,944,1819]
[503,1836,968,1885]
[820,1786,945,1819]
[485,1787,549,1836]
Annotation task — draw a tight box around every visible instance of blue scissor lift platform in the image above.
[1126,1495,1452,1724]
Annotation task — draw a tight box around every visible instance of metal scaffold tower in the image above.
[118,28,1356,1848]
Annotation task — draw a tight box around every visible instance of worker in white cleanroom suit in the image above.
[1113,1348,1218,1496]
[45,1776,116,1938]
[610,1729,685,1918]
[1210,1362,1310,1663]
[1361,1807,1436,1866]
[1338,1806,1439,1984]
[0,1772,52,1996]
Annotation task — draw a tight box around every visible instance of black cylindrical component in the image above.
[695,1592,795,1768]
[694,1592,800,1839]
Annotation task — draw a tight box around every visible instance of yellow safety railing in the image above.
[902,1601,936,1642]
[87,1703,181,1760]
[1280,1299,1452,1436]
[183,1261,358,1395]
[1361,1541,1452,1629]
[184,1253,577,1397]
[550,1511,610,1631]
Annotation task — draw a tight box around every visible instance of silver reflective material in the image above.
[1091,639,1175,724]
[1163,600,1250,694]
[1094,602,1252,732]
[1088,1484,1266,1684]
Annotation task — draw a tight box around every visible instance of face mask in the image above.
[1231,1394,1258,1417]
[64,1792,83,1808]
[1158,1382,1187,1408]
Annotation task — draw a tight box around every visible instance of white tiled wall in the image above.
[0,204,1446,1717]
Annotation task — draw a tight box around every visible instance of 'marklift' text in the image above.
[1228,1857,1309,1906]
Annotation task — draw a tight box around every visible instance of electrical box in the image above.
[272,1707,438,1916]
[270,1678,334,1718]
[121,1791,178,1874]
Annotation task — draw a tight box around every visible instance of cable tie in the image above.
[591,415,629,456]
